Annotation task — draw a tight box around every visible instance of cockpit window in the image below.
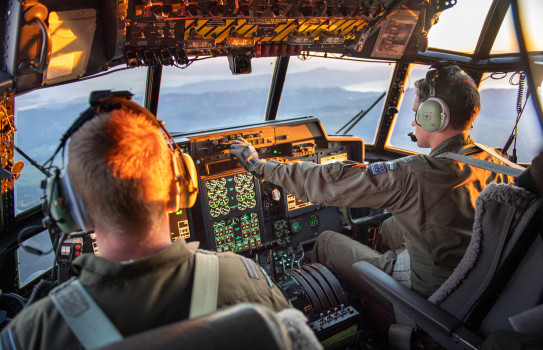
[387,65,428,154]
[490,1,543,54]
[427,0,494,54]
[157,57,276,133]
[513,0,543,52]
[474,72,542,163]
[388,65,543,164]
[491,6,520,55]
[14,68,147,215]
[430,1,542,55]
[276,55,394,144]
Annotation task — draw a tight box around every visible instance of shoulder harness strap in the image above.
[474,143,525,169]
[436,147,524,177]
[189,250,219,319]
[49,278,123,350]
[49,252,220,348]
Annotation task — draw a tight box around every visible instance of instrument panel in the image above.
[170,117,364,277]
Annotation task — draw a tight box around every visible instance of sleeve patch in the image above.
[385,161,398,171]
[368,162,388,175]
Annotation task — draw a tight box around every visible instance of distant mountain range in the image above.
[13,66,543,213]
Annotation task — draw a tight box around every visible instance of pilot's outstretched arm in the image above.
[230,138,412,213]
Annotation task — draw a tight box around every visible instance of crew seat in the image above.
[345,179,543,349]
[97,303,322,350]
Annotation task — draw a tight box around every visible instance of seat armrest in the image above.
[347,261,483,349]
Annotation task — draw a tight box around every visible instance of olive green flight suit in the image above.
[258,133,514,297]
[379,216,405,250]
[1,239,290,350]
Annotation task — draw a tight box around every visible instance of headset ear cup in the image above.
[46,171,77,234]
[169,151,199,211]
[45,170,93,233]
[416,97,450,132]
[61,170,94,232]
[181,151,198,208]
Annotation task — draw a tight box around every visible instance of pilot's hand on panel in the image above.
[230,138,263,176]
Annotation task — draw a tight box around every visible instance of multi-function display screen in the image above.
[205,172,257,218]
[320,153,348,164]
[204,172,261,252]
[286,193,313,211]
[17,230,55,289]
[213,212,262,252]
[169,209,190,241]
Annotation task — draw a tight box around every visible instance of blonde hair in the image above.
[67,108,174,235]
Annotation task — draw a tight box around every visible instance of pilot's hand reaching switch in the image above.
[230,138,264,176]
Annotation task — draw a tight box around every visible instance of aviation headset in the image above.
[44,90,198,234]
[416,61,461,132]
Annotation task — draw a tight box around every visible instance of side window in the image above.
[474,72,542,163]
[14,68,147,215]
[387,65,428,153]
[388,66,542,163]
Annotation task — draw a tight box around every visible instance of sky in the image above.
[427,0,542,54]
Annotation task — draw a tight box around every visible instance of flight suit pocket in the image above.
[323,161,362,182]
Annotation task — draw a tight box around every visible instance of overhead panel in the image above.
[2,0,459,93]
[123,0,410,66]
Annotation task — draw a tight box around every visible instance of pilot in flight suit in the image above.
[1,239,290,350]
[230,63,516,298]
[0,97,289,350]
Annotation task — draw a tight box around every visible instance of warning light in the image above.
[319,34,345,45]
[226,36,255,48]
[288,35,315,45]
[183,39,216,50]
[271,188,281,201]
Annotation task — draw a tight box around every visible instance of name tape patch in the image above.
[385,161,398,171]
